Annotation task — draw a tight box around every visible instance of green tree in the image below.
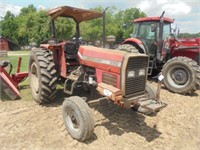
[19,4,37,16]
[178,32,200,38]
[114,8,146,42]
[17,5,51,46]
[0,4,147,47]
[55,17,75,41]
[80,6,104,43]
[17,5,41,45]
[80,6,146,44]
[0,11,18,43]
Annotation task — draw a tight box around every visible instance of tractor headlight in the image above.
[139,69,145,76]
[127,70,135,78]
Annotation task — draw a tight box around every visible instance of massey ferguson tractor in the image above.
[118,12,200,95]
[29,6,166,141]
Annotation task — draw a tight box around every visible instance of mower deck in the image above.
[0,70,20,100]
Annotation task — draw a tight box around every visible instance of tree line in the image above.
[1,4,199,47]
[177,33,200,38]
[0,4,146,46]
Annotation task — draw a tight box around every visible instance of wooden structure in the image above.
[0,37,9,57]
[0,37,20,57]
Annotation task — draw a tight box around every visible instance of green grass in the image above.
[0,50,31,101]
[8,50,31,55]
[0,50,30,73]
[1,50,66,102]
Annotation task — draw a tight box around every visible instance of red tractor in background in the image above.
[119,12,200,94]
[28,6,166,141]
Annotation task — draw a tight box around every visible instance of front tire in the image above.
[62,96,94,141]
[133,83,156,113]
[162,56,200,94]
[29,48,57,104]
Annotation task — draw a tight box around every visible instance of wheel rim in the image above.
[65,107,80,132]
[30,62,39,94]
[167,65,190,88]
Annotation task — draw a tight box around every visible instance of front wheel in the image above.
[162,57,200,94]
[62,96,94,141]
[133,83,156,113]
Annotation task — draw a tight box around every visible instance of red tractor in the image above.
[29,6,166,141]
[119,12,200,94]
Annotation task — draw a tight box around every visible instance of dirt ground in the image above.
[0,82,200,150]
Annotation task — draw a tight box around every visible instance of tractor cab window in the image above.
[134,22,158,55]
[163,23,171,39]
[133,23,139,37]
[137,22,157,40]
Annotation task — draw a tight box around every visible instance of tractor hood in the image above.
[78,46,147,74]
[48,6,103,22]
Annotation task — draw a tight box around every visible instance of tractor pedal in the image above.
[146,103,166,112]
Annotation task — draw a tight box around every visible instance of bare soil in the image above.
[0,82,200,150]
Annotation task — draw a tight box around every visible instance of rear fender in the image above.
[122,38,147,54]
[170,38,200,65]
[40,44,66,78]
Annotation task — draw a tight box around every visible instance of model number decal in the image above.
[81,55,122,67]
[103,89,112,97]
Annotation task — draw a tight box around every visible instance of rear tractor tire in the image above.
[162,56,200,94]
[62,96,94,141]
[118,44,139,53]
[29,48,58,104]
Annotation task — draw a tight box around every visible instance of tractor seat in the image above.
[64,42,78,60]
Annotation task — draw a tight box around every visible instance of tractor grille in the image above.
[127,57,148,69]
[102,72,117,87]
[125,57,148,97]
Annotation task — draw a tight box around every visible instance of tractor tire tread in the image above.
[118,44,139,53]
[29,48,57,104]
[62,96,94,141]
[162,56,200,94]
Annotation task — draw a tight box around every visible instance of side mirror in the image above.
[151,24,156,32]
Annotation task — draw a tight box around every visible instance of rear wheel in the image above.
[118,44,139,53]
[62,96,94,141]
[194,53,200,65]
[29,48,57,104]
[162,57,200,94]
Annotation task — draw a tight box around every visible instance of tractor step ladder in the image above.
[64,79,77,95]
[148,59,154,75]
[137,98,167,114]
[64,66,82,95]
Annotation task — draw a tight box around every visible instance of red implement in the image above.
[0,57,28,100]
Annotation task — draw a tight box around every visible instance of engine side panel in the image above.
[78,46,125,74]
[96,69,121,88]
